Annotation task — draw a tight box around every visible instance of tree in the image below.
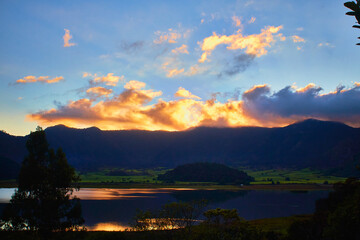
[287,177,360,240]
[344,1,360,45]
[0,127,84,233]
[203,208,242,226]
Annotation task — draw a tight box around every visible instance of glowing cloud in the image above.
[171,44,189,54]
[166,68,185,78]
[63,29,76,47]
[28,82,360,131]
[154,29,182,44]
[198,25,283,62]
[292,35,305,43]
[248,17,256,24]
[16,76,64,84]
[232,16,242,27]
[86,87,113,99]
[124,80,146,90]
[175,87,201,99]
[93,73,124,86]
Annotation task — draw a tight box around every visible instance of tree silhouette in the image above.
[0,127,84,234]
[345,1,360,45]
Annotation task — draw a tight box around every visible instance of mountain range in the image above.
[1,119,360,177]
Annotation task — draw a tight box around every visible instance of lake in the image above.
[0,188,330,231]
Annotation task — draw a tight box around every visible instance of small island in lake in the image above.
[157,162,254,185]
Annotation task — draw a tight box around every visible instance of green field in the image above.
[0,168,346,189]
[78,167,347,187]
[244,168,346,185]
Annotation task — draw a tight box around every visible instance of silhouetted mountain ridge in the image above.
[1,119,360,175]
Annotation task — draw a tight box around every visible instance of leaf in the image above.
[344,2,360,12]
[353,25,360,28]
[347,11,356,15]
[356,43,360,45]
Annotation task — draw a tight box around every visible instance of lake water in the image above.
[0,188,330,231]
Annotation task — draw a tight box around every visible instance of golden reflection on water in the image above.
[74,188,195,200]
[87,222,129,231]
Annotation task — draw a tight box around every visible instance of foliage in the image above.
[158,162,254,185]
[345,1,360,45]
[131,200,208,232]
[287,177,360,240]
[204,208,242,226]
[0,127,84,233]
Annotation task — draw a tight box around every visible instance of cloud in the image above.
[86,87,113,99]
[166,68,185,78]
[28,80,360,131]
[175,87,201,99]
[16,76,64,84]
[292,35,305,43]
[120,41,144,53]
[161,60,206,78]
[318,42,335,48]
[219,54,255,77]
[198,25,283,62]
[90,73,124,86]
[232,16,242,27]
[248,17,256,24]
[171,44,189,54]
[153,29,182,44]
[63,29,76,47]
[242,83,360,127]
[124,80,146,90]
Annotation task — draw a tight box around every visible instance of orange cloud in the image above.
[93,73,124,86]
[28,82,255,131]
[124,80,146,90]
[292,35,305,43]
[166,68,185,78]
[175,87,201,100]
[171,44,189,54]
[63,29,76,47]
[232,16,242,27]
[28,82,360,131]
[198,25,283,62]
[154,29,182,44]
[16,76,64,84]
[248,17,256,24]
[86,87,113,99]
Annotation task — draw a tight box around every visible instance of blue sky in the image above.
[1,0,360,136]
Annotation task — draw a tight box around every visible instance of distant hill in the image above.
[157,162,254,184]
[0,155,20,180]
[0,119,360,176]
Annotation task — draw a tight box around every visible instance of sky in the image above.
[1,0,360,136]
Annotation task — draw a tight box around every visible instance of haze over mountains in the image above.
[1,119,360,176]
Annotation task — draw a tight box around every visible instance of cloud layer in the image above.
[28,81,360,131]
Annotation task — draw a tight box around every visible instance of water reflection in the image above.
[171,189,249,203]
[87,222,129,231]
[0,188,330,231]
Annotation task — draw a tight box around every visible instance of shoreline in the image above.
[0,181,334,190]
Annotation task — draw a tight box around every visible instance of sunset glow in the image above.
[0,1,359,135]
